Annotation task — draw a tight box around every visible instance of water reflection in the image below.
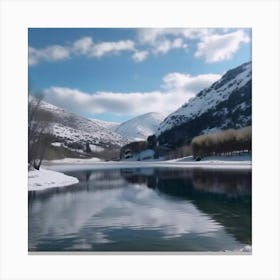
[120,168,251,245]
[28,167,251,252]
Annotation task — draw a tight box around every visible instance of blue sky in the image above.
[28,28,251,123]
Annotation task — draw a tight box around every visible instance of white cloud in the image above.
[28,45,70,65]
[162,72,221,93]
[29,37,136,65]
[43,72,220,117]
[138,29,189,55]
[132,50,149,62]
[153,38,187,54]
[72,36,93,54]
[138,28,250,62]
[138,28,213,44]
[29,29,250,65]
[90,40,135,57]
[195,30,250,63]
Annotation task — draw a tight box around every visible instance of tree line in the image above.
[191,126,251,158]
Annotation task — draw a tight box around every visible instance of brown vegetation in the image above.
[191,126,252,158]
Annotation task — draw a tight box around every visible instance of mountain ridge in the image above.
[29,96,129,149]
[156,61,252,147]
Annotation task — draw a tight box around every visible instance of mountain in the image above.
[29,97,129,149]
[115,112,167,141]
[91,119,119,131]
[156,61,252,147]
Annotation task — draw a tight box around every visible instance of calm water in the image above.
[28,167,251,252]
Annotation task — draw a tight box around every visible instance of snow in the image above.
[115,112,166,140]
[91,118,119,131]
[44,154,251,172]
[29,96,129,147]
[51,142,62,147]
[28,168,79,191]
[43,157,102,164]
[224,245,251,253]
[157,62,252,135]
[123,149,155,161]
[50,122,127,147]
[89,144,104,152]
[138,149,155,160]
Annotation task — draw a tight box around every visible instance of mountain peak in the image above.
[115,112,167,141]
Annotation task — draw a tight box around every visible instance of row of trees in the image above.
[191,126,252,158]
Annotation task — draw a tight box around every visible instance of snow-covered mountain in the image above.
[29,97,129,149]
[115,112,166,141]
[157,61,252,146]
[91,119,119,131]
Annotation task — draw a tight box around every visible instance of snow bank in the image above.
[42,154,251,173]
[45,158,251,173]
[43,157,102,164]
[28,169,79,191]
[223,245,252,253]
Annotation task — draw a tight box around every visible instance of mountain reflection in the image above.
[120,168,251,197]
[120,168,251,244]
[29,167,251,251]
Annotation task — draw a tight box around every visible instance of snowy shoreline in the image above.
[30,155,251,191]
[42,155,251,172]
[28,169,79,191]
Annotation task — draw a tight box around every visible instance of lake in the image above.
[28,167,251,252]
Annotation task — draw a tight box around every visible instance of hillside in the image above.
[156,61,252,147]
[29,97,129,150]
[115,112,166,141]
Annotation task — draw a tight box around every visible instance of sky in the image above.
[28,28,251,123]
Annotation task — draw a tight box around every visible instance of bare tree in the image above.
[28,93,53,170]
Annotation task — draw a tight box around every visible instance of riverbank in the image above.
[32,154,251,190]
[42,154,251,172]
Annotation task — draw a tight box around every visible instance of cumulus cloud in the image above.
[43,72,221,117]
[138,29,189,55]
[138,28,250,62]
[138,28,213,44]
[90,40,135,57]
[29,29,250,65]
[72,36,93,54]
[162,72,221,93]
[28,45,70,65]
[29,37,135,65]
[132,50,149,62]
[195,30,250,63]
[153,38,187,54]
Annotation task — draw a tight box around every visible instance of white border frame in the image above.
[1,0,280,279]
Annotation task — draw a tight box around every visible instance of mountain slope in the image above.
[157,61,252,147]
[115,112,166,141]
[30,97,129,149]
[91,119,119,131]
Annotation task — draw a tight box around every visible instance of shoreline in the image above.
[43,159,252,172]
[32,156,251,191]
[28,168,79,191]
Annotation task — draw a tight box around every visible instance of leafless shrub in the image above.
[28,94,53,170]
[191,126,252,158]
